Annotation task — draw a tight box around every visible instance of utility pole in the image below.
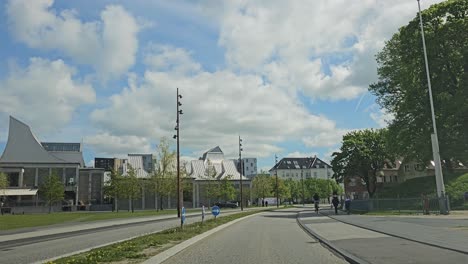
[417,0,448,214]
[301,169,305,207]
[275,154,279,208]
[238,136,243,211]
[173,88,183,218]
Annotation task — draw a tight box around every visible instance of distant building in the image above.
[269,156,333,180]
[187,146,251,208]
[242,158,257,179]
[95,157,125,173]
[0,116,104,211]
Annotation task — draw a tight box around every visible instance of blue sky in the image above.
[0,0,442,171]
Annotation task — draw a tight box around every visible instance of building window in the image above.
[404,164,411,172]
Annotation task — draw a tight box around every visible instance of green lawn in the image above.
[0,209,201,231]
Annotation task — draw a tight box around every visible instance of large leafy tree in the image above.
[203,159,220,206]
[369,0,468,165]
[252,174,273,202]
[39,173,64,213]
[104,169,125,212]
[0,172,9,208]
[331,129,393,198]
[151,138,176,211]
[121,166,142,213]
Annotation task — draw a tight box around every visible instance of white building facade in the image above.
[269,156,333,181]
[242,158,257,179]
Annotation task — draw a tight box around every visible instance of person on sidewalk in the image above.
[313,193,320,213]
[332,194,340,215]
[345,197,351,215]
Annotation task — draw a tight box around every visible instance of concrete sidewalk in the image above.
[324,211,468,254]
[298,211,468,264]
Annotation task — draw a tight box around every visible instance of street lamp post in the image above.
[417,0,448,214]
[173,88,183,218]
[301,169,305,207]
[238,136,243,211]
[275,155,279,208]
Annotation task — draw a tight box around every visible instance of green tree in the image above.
[121,166,142,213]
[331,129,394,198]
[104,169,125,212]
[220,176,236,202]
[151,138,176,211]
[369,0,468,165]
[39,173,64,213]
[252,174,273,202]
[284,179,299,203]
[203,159,220,206]
[0,172,9,208]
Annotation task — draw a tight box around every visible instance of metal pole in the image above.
[239,136,243,211]
[275,154,279,208]
[301,169,305,207]
[176,88,181,218]
[417,0,447,214]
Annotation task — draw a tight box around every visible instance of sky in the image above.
[0,0,444,172]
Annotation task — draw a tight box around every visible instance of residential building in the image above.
[269,156,333,181]
[0,116,104,211]
[242,158,257,179]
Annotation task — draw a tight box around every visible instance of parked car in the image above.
[214,201,238,208]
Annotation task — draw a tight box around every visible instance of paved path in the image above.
[0,208,255,264]
[299,210,468,264]
[159,209,346,264]
[324,211,468,253]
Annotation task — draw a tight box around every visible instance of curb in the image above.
[296,211,369,264]
[143,213,259,264]
[35,210,261,264]
[324,213,468,255]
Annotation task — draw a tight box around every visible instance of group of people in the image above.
[312,192,352,215]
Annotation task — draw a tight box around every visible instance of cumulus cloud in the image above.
[6,0,140,80]
[286,151,318,158]
[302,129,350,148]
[89,45,342,158]
[84,133,152,157]
[216,0,444,100]
[369,107,395,128]
[0,57,95,132]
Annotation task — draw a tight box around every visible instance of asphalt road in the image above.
[0,209,244,264]
[162,209,347,264]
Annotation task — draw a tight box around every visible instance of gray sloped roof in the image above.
[49,152,85,167]
[0,116,74,164]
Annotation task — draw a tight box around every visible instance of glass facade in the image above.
[23,168,36,187]
[38,168,50,185]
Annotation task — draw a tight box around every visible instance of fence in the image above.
[349,196,447,214]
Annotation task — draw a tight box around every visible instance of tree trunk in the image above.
[131,197,134,213]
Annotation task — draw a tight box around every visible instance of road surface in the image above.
[162,209,346,264]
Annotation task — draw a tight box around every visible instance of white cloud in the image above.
[6,0,140,80]
[286,151,318,158]
[0,57,95,132]
[84,133,152,157]
[369,107,395,128]
[89,45,343,158]
[215,0,444,100]
[144,44,201,75]
[302,129,349,148]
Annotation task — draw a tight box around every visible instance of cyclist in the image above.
[313,193,320,213]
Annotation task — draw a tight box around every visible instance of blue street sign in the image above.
[181,207,186,224]
[211,205,220,217]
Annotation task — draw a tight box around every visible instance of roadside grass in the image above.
[47,209,268,264]
[362,210,422,216]
[0,209,201,231]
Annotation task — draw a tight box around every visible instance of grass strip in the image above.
[0,209,201,231]
[47,209,266,264]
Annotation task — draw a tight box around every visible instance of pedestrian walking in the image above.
[313,193,320,213]
[344,197,351,215]
[332,195,340,215]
